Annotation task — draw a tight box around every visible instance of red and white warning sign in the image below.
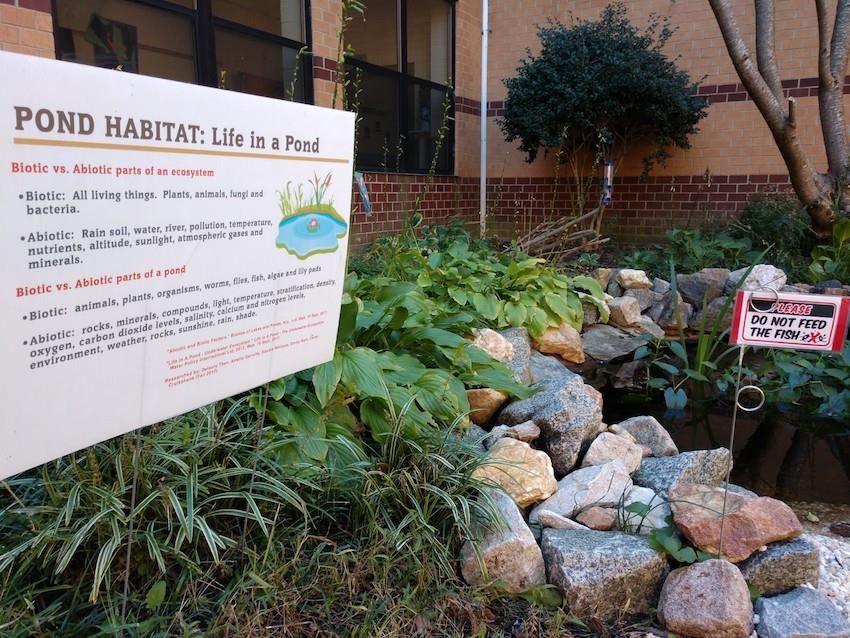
[730,290,850,352]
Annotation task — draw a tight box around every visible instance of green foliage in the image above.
[623,228,759,280]
[808,217,850,283]
[729,194,814,280]
[500,2,707,170]
[648,521,712,564]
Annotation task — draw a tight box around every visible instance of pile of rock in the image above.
[461,328,850,638]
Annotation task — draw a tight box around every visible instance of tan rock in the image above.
[607,424,637,444]
[461,489,545,593]
[593,267,614,290]
[580,432,643,474]
[486,420,541,448]
[658,559,754,638]
[608,297,643,328]
[529,461,633,522]
[617,269,652,290]
[471,328,514,361]
[533,323,585,364]
[669,483,802,562]
[537,509,588,530]
[576,506,617,530]
[467,388,509,426]
[473,438,557,507]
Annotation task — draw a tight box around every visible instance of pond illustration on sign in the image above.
[275,172,348,259]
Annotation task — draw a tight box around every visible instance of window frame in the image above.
[50,0,314,105]
[347,0,456,175]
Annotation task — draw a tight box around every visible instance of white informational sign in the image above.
[0,52,355,479]
[730,290,850,352]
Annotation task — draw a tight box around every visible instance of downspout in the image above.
[479,0,489,238]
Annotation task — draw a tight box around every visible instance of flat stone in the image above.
[542,529,670,621]
[738,538,820,596]
[658,559,754,638]
[473,438,557,508]
[669,483,802,562]
[499,370,603,475]
[499,328,533,384]
[576,506,617,531]
[756,586,850,638]
[609,296,643,328]
[533,323,585,363]
[727,264,787,294]
[613,416,679,457]
[467,388,509,425]
[633,448,730,495]
[471,328,515,361]
[537,509,588,530]
[677,268,730,309]
[582,324,645,361]
[485,420,541,448]
[461,489,546,593]
[619,485,671,534]
[529,462,633,522]
[630,315,666,340]
[653,277,671,294]
[617,269,653,290]
[625,288,664,312]
[581,432,643,474]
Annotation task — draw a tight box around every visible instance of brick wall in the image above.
[0,1,53,58]
[349,173,480,249]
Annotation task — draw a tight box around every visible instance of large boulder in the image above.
[669,483,802,562]
[657,559,754,638]
[533,324,585,364]
[737,537,820,596]
[677,268,730,309]
[617,269,653,290]
[499,370,603,475]
[498,327,533,384]
[608,296,643,328]
[471,328,514,361]
[755,586,850,638]
[529,462,633,522]
[542,529,670,621]
[466,388,509,425]
[472,438,557,508]
[460,489,546,593]
[726,264,787,293]
[619,485,671,534]
[580,432,643,474]
[581,324,645,361]
[633,448,730,495]
[612,415,678,457]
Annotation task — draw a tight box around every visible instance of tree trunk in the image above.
[709,0,849,237]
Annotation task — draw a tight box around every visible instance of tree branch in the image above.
[754,0,784,101]
[817,0,850,183]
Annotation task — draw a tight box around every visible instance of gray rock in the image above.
[528,351,572,385]
[582,302,601,326]
[542,529,670,621]
[460,489,546,593]
[723,482,758,498]
[633,448,730,496]
[756,586,850,638]
[727,264,787,294]
[485,421,541,448]
[499,372,603,475]
[581,324,645,361]
[649,290,693,331]
[653,278,671,294]
[611,361,643,390]
[499,328,533,384]
[677,268,730,309]
[613,415,679,457]
[738,538,820,596]
[691,295,734,331]
[537,509,588,530]
[813,279,844,293]
[658,559,754,638]
[627,315,665,339]
[529,462,633,522]
[462,424,489,452]
[625,288,664,312]
[607,268,623,297]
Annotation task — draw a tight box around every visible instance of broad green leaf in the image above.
[472,292,500,321]
[340,348,387,399]
[312,353,342,407]
[668,341,689,365]
[146,580,167,611]
[504,301,528,327]
[448,286,469,306]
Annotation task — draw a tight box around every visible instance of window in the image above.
[54,0,311,103]
[346,0,454,173]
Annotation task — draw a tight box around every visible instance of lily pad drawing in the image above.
[275,173,348,259]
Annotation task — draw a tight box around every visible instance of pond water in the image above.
[276,211,348,258]
[603,391,850,505]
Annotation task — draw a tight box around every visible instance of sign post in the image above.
[0,52,356,479]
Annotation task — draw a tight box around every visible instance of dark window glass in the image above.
[215,27,305,101]
[55,0,196,83]
[407,81,451,172]
[212,0,304,42]
[352,67,401,170]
